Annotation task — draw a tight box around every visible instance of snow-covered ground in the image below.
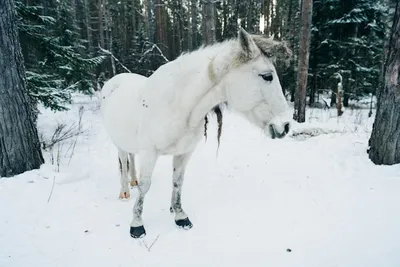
[1,94,399,267]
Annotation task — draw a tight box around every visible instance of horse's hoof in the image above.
[130,180,138,187]
[119,191,130,199]
[130,226,146,238]
[175,218,193,229]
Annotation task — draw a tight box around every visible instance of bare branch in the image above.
[47,176,56,203]
[140,235,161,252]
[138,42,170,63]
[98,45,132,73]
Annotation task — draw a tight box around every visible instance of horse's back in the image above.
[100,73,146,104]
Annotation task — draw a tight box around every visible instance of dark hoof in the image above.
[130,225,146,238]
[175,218,193,229]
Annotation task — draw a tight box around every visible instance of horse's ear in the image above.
[238,28,259,58]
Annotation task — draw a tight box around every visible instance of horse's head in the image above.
[222,28,293,139]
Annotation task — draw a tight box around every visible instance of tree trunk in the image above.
[330,89,336,107]
[368,1,400,165]
[0,0,44,177]
[190,0,198,49]
[202,0,215,45]
[246,0,254,33]
[131,0,137,36]
[98,0,105,48]
[84,0,93,51]
[293,0,312,123]
[343,90,349,107]
[288,0,300,102]
[147,0,155,43]
[178,0,184,52]
[337,80,343,116]
[222,0,228,39]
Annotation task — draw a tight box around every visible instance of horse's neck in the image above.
[188,84,226,128]
[182,41,236,128]
[147,40,236,128]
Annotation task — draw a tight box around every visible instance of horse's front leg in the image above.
[130,150,159,238]
[170,152,194,229]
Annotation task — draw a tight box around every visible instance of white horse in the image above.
[100,28,293,238]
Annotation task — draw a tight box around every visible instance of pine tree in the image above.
[309,0,386,107]
[16,0,105,111]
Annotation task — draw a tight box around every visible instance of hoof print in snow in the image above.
[175,218,193,229]
[130,226,146,238]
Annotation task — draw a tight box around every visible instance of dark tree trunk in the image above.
[155,0,167,54]
[368,1,400,165]
[330,89,336,107]
[146,0,155,43]
[293,0,312,123]
[98,0,105,48]
[309,79,316,105]
[84,0,93,51]
[190,0,198,49]
[0,0,44,177]
[264,0,271,35]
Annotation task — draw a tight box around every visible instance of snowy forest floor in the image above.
[1,94,400,267]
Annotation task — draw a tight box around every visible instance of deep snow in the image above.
[1,94,399,267]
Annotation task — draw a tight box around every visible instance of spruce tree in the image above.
[16,0,104,111]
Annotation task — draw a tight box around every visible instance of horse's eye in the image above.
[259,73,273,82]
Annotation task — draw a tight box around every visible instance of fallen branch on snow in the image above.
[289,123,346,139]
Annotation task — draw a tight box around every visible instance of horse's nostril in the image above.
[284,122,290,134]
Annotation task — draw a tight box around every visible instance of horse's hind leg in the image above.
[118,148,130,199]
[130,150,159,238]
[170,152,194,229]
[128,153,138,187]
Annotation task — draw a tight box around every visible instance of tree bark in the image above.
[0,0,44,177]
[263,0,271,35]
[98,0,105,48]
[84,0,93,52]
[337,79,343,116]
[190,0,198,49]
[368,1,400,165]
[293,0,312,123]
[202,0,216,45]
[155,0,166,53]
